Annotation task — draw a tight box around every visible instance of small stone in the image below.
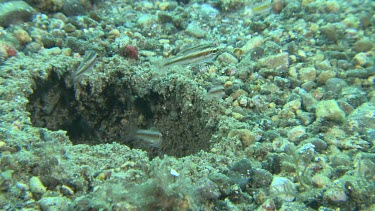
[0,141,5,149]
[185,23,206,38]
[196,178,221,200]
[13,28,31,45]
[301,93,318,112]
[298,66,316,82]
[305,138,327,152]
[232,112,244,121]
[258,52,289,71]
[288,125,306,142]
[316,100,346,122]
[43,47,62,55]
[326,1,340,12]
[249,169,273,188]
[217,52,238,65]
[157,11,173,23]
[316,70,336,84]
[237,95,248,107]
[39,197,71,210]
[325,78,348,93]
[224,81,233,89]
[136,14,156,29]
[63,23,76,33]
[228,129,256,147]
[30,176,46,195]
[0,1,35,27]
[108,29,120,39]
[283,99,301,112]
[353,52,369,67]
[345,102,375,131]
[269,176,296,202]
[312,174,331,188]
[159,2,170,11]
[323,188,348,203]
[320,23,344,42]
[241,36,264,53]
[353,37,373,52]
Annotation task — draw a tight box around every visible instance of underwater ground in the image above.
[0,0,374,210]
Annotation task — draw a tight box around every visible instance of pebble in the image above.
[0,1,35,27]
[39,197,72,210]
[13,28,31,45]
[240,36,264,53]
[63,23,77,33]
[298,66,316,82]
[288,125,306,142]
[345,102,375,131]
[258,52,289,70]
[136,14,156,29]
[312,174,331,188]
[316,100,346,122]
[353,37,373,52]
[323,188,348,203]
[228,129,256,147]
[185,23,206,38]
[217,52,238,65]
[325,78,347,93]
[269,176,296,202]
[353,52,369,67]
[316,70,336,84]
[29,176,46,195]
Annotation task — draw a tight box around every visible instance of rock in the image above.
[316,70,336,84]
[353,52,369,67]
[269,176,296,202]
[248,169,273,188]
[196,178,221,200]
[320,23,344,42]
[298,66,316,82]
[63,23,77,33]
[353,37,374,52]
[62,0,87,16]
[316,100,345,122]
[0,1,35,27]
[157,11,173,23]
[325,78,347,93]
[288,126,306,142]
[240,36,264,53]
[39,197,72,210]
[185,23,206,38]
[345,67,375,78]
[12,28,32,45]
[323,188,348,203]
[345,102,375,132]
[312,174,331,188]
[301,93,318,112]
[30,176,46,195]
[217,52,238,65]
[136,14,156,29]
[258,52,289,71]
[228,129,256,147]
[325,0,340,12]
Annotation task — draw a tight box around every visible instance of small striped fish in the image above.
[154,44,219,69]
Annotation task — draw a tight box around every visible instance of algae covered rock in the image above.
[0,1,35,27]
[345,102,375,132]
[316,100,345,122]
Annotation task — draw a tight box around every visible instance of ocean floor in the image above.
[0,0,374,210]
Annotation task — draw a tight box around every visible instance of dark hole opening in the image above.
[26,70,218,158]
